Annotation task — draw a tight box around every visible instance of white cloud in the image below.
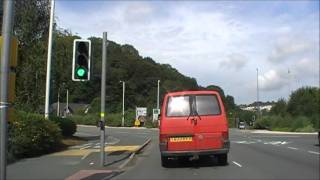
[259,69,289,91]
[55,1,319,104]
[219,53,248,70]
[268,38,313,63]
[123,2,154,24]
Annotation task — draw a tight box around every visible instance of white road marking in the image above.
[288,147,298,150]
[116,131,149,135]
[80,145,91,150]
[232,161,242,167]
[81,152,91,160]
[308,151,320,155]
[263,141,289,145]
[232,141,256,144]
[89,162,94,165]
[81,143,93,147]
[70,143,93,149]
[251,136,300,138]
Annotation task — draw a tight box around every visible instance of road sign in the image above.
[152,108,160,122]
[136,107,147,120]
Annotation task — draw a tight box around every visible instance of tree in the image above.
[13,0,51,112]
[225,95,236,112]
[270,98,287,116]
[287,87,319,117]
[287,87,320,130]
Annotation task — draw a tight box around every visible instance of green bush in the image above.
[50,116,77,137]
[254,115,316,132]
[144,118,159,128]
[254,116,272,129]
[295,124,315,132]
[71,109,137,127]
[70,114,99,125]
[105,113,122,127]
[8,112,62,160]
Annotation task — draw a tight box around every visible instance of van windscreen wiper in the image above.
[187,110,192,121]
[194,110,201,120]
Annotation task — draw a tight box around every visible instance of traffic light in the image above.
[72,39,91,81]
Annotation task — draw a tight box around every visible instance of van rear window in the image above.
[195,95,221,115]
[166,94,221,117]
[166,96,190,117]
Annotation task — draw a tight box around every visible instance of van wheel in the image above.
[217,154,228,165]
[161,156,170,167]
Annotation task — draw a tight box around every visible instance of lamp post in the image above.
[157,80,160,110]
[120,81,125,127]
[44,0,55,119]
[256,68,260,119]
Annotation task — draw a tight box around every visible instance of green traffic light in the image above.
[76,67,86,77]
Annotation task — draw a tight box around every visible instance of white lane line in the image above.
[232,161,242,167]
[288,147,298,150]
[308,151,320,155]
[80,145,92,150]
[81,152,91,160]
[80,143,93,147]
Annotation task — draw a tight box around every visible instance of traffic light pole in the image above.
[0,1,14,179]
[100,32,108,167]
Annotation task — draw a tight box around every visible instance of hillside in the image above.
[51,31,200,113]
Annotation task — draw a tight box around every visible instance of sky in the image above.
[55,0,319,104]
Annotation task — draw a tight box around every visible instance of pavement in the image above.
[115,128,320,180]
[7,125,153,180]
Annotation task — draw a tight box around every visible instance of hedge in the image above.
[8,111,62,161]
[50,116,77,137]
[254,115,316,132]
[71,110,136,127]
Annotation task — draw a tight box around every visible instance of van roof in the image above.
[165,90,220,96]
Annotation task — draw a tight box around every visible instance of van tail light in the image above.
[159,134,168,151]
[222,131,229,140]
[221,131,230,149]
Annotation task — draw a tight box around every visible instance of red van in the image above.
[159,90,230,167]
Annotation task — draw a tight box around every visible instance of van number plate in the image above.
[170,137,192,142]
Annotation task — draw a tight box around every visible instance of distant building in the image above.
[241,105,273,112]
[240,101,274,112]
[50,102,90,117]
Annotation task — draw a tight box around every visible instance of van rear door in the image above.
[193,94,226,150]
[163,95,196,151]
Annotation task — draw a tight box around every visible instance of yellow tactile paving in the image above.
[51,145,140,157]
[104,145,140,152]
[51,149,92,156]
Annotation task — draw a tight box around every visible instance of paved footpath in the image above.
[7,125,153,180]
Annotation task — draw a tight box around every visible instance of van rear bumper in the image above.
[161,148,229,157]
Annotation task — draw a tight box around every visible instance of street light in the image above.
[157,80,160,109]
[44,0,55,119]
[256,68,260,119]
[120,81,125,127]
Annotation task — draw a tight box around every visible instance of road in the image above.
[115,128,319,180]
